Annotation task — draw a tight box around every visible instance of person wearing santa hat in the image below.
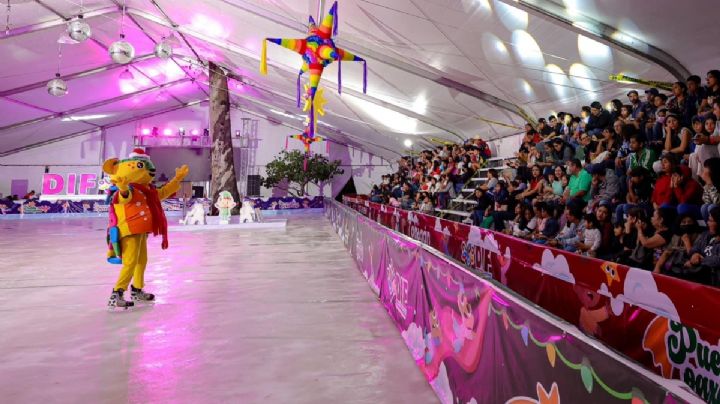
[102,148,189,309]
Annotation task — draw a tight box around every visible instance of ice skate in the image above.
[131,286,155,303]
[108,288,134,310]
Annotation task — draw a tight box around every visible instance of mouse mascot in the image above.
[103,148,189,309]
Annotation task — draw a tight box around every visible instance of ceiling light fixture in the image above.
[108,0,135,64]
[47,43,68,97]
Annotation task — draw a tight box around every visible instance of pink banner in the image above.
[326,199,696,403]
[342,197,720,403]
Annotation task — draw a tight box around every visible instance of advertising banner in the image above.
[0,196,324,215]
[326,199,698,403]
[342,197,719,403]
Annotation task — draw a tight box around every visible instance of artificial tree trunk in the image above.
[208,62,241,214]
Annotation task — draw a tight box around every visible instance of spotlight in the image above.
[179,127,186,136]
[191,129,200,136]
[118,68,135,80]
[141,128,151,135]
[163,128,173,136]
[404,139,413,148]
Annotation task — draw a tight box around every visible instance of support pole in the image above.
[208,62,241,214]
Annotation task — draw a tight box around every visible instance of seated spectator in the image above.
[512,204,538,239]
[666,81,697,128]
[588,163,619,209]
[480,168,499,192]
[662,113,692,159]
[702,157,720,222]
[532,202,559,243]
[595,201,617,259]
[655,214,701,277]
[586,101,612,136]
[688,116,718,178]
[685,206,720,286]
[634,206,676,271]
[564,159,592,203]
[418,193,435,214]
[516,165,545,202]
[549,206,584,252]
[577,213,602,257]
[616,167,653,222]
[652,155,703,217]
[547,138,574,169]
[626,134,657,174]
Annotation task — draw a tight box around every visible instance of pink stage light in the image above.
[163,128,173,136]
[191,129,200,136]
[141,128,151,135]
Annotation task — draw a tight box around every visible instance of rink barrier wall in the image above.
[325,198,701,403]
[341,196,720,403]
[0,196,324,216]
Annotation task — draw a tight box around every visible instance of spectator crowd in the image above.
[368,70,720,288]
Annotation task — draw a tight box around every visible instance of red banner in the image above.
[343,197,720,402]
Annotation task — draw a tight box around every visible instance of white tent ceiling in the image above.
[0,0,711,159]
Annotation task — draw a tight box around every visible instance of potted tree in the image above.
[261,150,343,197]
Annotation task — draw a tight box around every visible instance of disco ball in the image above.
[109,38,135,64]
[67,18,91,42]
[47,74,68,97]
[154,40,173,59]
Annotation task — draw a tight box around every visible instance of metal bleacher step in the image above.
[478,165,509,172]
[437,209,472,217]
[470,177,487,182]
[451,198,478,205]
[461,188,476,193]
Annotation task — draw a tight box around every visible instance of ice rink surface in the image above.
[0,213,436,403]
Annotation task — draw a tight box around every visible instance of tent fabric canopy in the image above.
[0,0,704,159]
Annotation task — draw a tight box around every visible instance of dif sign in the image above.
[42,173,98,196]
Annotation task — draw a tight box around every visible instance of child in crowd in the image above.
[577,213,602,257]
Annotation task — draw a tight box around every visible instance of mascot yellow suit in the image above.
[102,148,189,309]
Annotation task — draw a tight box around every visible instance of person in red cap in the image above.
[102,148,189,309]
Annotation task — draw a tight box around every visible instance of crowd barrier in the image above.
[0,196,324,215]
[325,199,700,403]
[341,196,720,403]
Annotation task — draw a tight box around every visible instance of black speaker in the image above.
[192,186,204,198]
[246,175,261,196]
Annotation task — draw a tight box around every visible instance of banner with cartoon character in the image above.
[0,196,323,215]
[326,199,696,403]
[342,197,718,402]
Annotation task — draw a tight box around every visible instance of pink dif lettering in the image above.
[42,174,64,195]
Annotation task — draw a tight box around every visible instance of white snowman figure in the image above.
[238,198,257,223]
[180,202,207,225]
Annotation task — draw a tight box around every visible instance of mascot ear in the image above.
[102,158,120,175]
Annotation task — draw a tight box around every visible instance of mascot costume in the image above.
[103,148,189,309]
